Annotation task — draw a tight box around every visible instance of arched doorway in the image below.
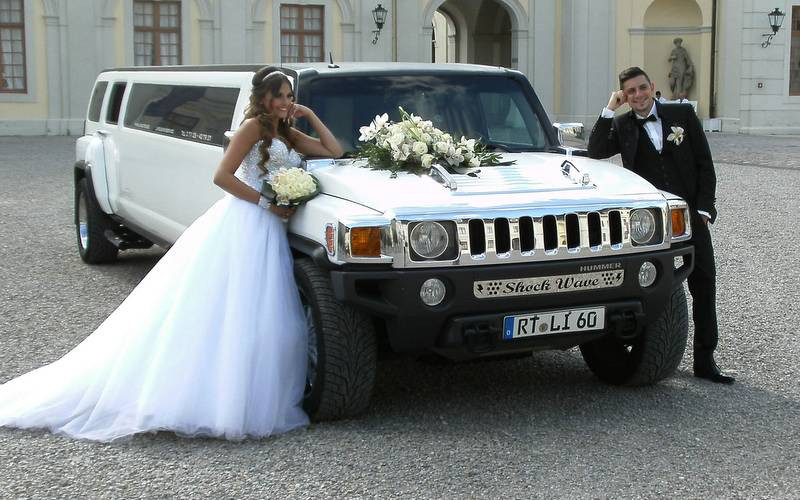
[432,9,457,63]
[472,0,512,67]
[423,0,527,72]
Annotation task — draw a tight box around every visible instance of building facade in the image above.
[1,0,798,135]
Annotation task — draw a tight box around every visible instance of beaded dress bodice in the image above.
[235,139,302,191]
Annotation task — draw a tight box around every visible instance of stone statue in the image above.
[668,37,694,100]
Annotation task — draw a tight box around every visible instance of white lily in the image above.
[667,126,685,146]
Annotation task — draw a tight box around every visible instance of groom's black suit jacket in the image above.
[588,101,721,353]
[587,101,717,223]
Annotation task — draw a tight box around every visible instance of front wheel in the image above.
[294,257,377,420]
[579,286,689,386]
[75,178,118,264]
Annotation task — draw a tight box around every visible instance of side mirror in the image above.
[553,122,584,145]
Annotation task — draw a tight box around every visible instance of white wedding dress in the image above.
[0,140,310,442]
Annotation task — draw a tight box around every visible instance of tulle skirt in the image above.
[0,195,309,442]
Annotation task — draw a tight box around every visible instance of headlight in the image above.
[410,221,449,259]
[629,209,657,245]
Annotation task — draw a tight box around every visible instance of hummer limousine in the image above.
[75,62,694,420]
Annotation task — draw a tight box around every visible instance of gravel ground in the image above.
[0,134,799,498]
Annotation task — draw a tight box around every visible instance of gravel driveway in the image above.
[0,134,798,498]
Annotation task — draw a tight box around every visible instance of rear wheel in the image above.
[580,286,688,386]
[294,257,377,420]
[75,178,118,264]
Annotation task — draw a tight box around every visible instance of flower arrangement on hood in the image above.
[354,107,507,176]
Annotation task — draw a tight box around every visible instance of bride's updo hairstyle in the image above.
[244,66,296,172]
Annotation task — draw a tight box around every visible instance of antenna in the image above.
[328,52,339,69]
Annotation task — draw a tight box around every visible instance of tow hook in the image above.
[463,323,498,353]
[609,310,642,340]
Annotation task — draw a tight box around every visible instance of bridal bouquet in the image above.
[261,168,320,206]
[354,107,506,176]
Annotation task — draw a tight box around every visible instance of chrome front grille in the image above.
[462,210,626,261]
[397,205,670,268]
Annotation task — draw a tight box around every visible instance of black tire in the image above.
[75,178,119,264]
[579,285,688,386]
[294,257,377,420]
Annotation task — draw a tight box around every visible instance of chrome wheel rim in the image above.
[77,191,89,249]
[300,292,318,398]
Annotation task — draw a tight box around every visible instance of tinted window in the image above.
[106,82,127,124]
[303,75,549,153]
[124,83,239,146]
[88,81,108,122]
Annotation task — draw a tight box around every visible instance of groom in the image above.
[587,66,734,384]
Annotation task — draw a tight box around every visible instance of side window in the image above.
[106,82,127,125]
[123,83,239,146]
[87,81,108,122]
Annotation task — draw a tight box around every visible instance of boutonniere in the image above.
[667,126,685,146]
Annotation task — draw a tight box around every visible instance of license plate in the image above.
[502,306,606,340]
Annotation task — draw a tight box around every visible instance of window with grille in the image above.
[0,0,26,93]
[791,6,800,96]
[280,4,324,63]
[134,0,181,66]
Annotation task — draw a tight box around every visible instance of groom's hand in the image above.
[607,90,626,111]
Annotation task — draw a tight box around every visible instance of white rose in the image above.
[388,132,405,147]
[434,141,450,154]
[421,154,434,168]
[468,157,480,168]
[412,141,428,155]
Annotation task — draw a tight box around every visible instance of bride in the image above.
[0,67,343,442]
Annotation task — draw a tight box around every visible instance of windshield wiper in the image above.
[483,141,552,153]
[482,141,517,152]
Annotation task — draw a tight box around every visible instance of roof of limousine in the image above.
[101,62,514,77]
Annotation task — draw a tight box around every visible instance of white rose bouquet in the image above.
[354,107,507,176]
[261,167,320,206]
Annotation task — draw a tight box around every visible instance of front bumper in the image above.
[329,244,694,359]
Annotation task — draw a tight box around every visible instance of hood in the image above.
[309,153,661,214]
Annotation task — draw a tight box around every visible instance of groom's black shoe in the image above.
[694,355,735,384]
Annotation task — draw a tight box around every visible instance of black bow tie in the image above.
[636,114,657,124]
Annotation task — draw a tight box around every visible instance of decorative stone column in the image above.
[42,0,68,134]
[96,0,119,71]
[195,0,219,64]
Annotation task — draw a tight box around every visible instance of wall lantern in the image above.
[371,4,388,45]
[761,7,785,47]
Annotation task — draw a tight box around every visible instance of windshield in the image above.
[300,74,551,154]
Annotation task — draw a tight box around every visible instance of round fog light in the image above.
[420,278,446,306]
[638,261,657,288]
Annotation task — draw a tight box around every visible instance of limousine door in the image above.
[115,82,241,243]
[93,81,128,214]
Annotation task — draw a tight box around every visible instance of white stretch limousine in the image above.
[75,63,695,420]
